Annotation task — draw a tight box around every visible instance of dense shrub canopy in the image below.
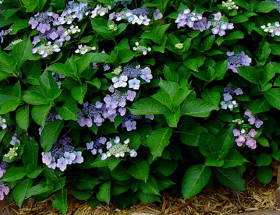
[1,0,280,213]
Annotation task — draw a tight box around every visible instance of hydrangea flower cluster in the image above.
[77,65,153,128]
[133,42,152,55]
[222,0,239,10]
[52,72,65,89]
[122,112,154,131]
[86,137,107,156]
[0,28,11,43]
[175,8,210,31]
[32,42,61,58]
[227,51,252,73]
[210,12,234,36]
[261,22,280,37]
[244,109,264,128]
[0,116,7,130]
[75,44,96,55]
[220,85,243,111]
[0,160,8,179]
[102,136,137,160]
[153,9,163,20]
[233,128,257,149]
[0,182,9,201]
[28,12,60,33]
[42,136,84,171]
[10,133,20,146]
[109,6,151,25]
[4,146,18,160]
[91,4,112,18]
[113,0,132,7]
[59,1,90,24]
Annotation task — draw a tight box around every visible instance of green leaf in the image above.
[40,120,64,152]
[256,153,272,166]
[237,66,260,84]
[153,159,178,176]
[255,1,279,13]
[2,167,26,182]
[10,19,30,34]
[31,105,51,126]
[201,89,221,107]
[71,189,93,200]
[257,137,270,147]
[53,189,68,214]
[179,126,204,146]
[146,127,173,159]
[256,166,273,185]
[56,99,78,120]
[137,191,160,203]
[22,139,39,166]
[23,86,50,105]
[182,164,211,200]
[129,98,171,115]
[16,105,29,130]
[111,166,132,181]
[243,98,271,114]
[71,84,87,104]
[11,37,33,67]
[46,63,73,78]
[129,161,150,182]
[264,88,280,110]
[26,164,42,178]
[214,168,246,190]
[13,178,33,207]
[96,182,111,204]
[222,149,247,168]
[181,99,216,117]
[184,56,206,72]
[258,41,271,63]
[0,50,16,74]
[140,176,160,195]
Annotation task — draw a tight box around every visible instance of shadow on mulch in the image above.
[2,162,280,215]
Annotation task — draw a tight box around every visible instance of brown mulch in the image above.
[3,162,280,215]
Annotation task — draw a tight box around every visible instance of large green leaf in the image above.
[237,66,260,84]
[256,166,273,185]
[71,84,87,104]
[56,99,78,120]
[13,179,33,207]
[53,189,68,214]
[146,127,173,159]
[182,164,211,200]
[214,168,246,190]
[2,167,26,182]
[22,139,39,166]
[40,120,64,152]
[264,88,280,110]
[96,182,111,204]
[181,99,216,117]
[16,105,29,130]
[31,105,51,126]
[129,161,150,182]
[129,98,171,115]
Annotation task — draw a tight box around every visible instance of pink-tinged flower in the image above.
[233,129,240,137]
[248,129,257,138]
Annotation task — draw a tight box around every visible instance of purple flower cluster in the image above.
[0,160,7,179]
[77,65,153,128]
[52,72,65,89]
[109,6,151,25]
[220,85,243,111]
[113,0,132,7]
[122,112,154,131]
[244,110,264,128]
[0,28,11,43]
[233,128,257,149]
[210,12,234,36]
[42,136,83,171]
[0,182,9,201]
[91,4,111,18]
[59,1,90,24]
[86,136,137,160]
[10,133,20,146]
[86,137,107,156]
[227,51,252,73]
[28,12,60,33]
[175,8,211,31]
[175,10,234,35]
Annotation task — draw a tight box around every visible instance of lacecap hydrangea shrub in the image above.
[0,0,280,212]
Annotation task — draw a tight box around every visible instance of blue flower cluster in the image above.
[220,85,243,111]
[42,136,83,171]
[175,9,234,35]
[86,136,137,160]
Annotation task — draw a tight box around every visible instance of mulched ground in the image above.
[2,162,280,215]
